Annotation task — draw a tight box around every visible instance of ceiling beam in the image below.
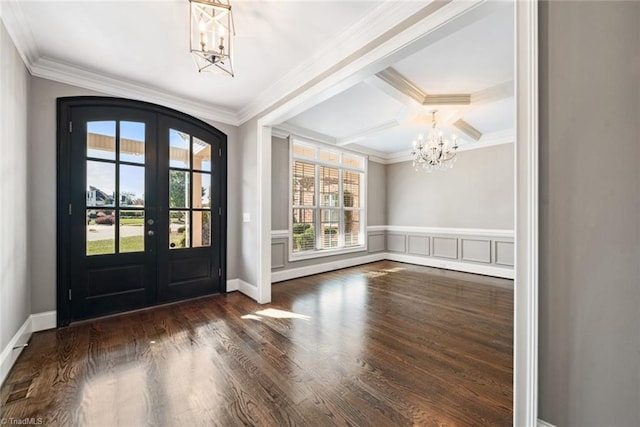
[453,119,482,141]
[374,67,425,104]
[424,94,471,105]
[374,67,471,107]
[336,119,401,146]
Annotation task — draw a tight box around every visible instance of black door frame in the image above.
[57,96,227,327]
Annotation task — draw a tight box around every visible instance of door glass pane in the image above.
[344,210,360,247]
[292,161,315,206]
[193,137,211,171]
[320,166,339,207]
[120,121,145,164]
[120,164,145,207]
[86,209,115,256]
[120,210,145,253]
[169,129,190,168]
[192,211,211,247]
[192,172,211,208]
[320,209,339,250]
[169,211,190,249]
[87,161,115,207]
[292,209,315,252]
[87,121,116,160]
[169,170,190,208]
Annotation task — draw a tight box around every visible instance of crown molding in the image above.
[2,1,240,125]
[31,57,239,125]
[382,129,514,164]
[236,1,429,124]
[272,123,336,145]
[270,128,290,140]
[0,0,40,68]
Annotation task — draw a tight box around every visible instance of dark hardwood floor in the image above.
[0,261,513,426]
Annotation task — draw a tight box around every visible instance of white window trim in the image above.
[289,137,368,262]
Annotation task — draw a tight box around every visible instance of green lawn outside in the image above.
[88,235,189,255]
[87,235,144,255]
[120,217,144,226]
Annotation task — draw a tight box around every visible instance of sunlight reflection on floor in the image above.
[241,308,311,320]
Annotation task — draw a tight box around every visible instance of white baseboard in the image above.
[237,279,259,300]
[31,310,56,332]
[271,253,386,283]
[226,279,239,292]
[538,419,557,427]
[385,253,514,279]
[1,310,59,387]
[0,315,32,387]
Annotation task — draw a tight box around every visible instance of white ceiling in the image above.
[281,3,515,157]
[5,0,383,121]
[2,0,514,155]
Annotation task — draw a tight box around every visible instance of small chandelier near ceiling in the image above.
[410,111,458,172]
[189,0,235,76]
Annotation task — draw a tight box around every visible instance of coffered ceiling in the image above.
[279,3,514,158]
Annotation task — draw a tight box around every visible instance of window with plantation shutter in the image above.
[290,139,366,260]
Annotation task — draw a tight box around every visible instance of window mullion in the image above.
[338,168,344,249]
[315,164,320,251]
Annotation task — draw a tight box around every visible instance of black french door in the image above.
[58,98,226,324]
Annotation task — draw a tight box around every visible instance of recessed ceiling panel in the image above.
[392,5,514,94]
[285,82,405,138]
[462,97,515,135]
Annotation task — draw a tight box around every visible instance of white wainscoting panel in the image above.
[461,238,492,264]
[386,234,407,253]
[368,233,386,253]
[407,235,430,256]
[432,236,458,259]
[495,240,515,266]
[271,241,286,269]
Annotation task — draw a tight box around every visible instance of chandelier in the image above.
[189,0,235,76]
[410,111,458,172]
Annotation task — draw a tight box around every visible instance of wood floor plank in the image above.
[0,261,513,426]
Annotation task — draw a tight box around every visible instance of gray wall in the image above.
[387,143,514,229]
[271,135,387,229]
[539,2,640,426]
[271,136,289,230]
[367,160,387,226]
[0,21,31,352]
[28,77,241,313]
[237,117,259,287]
